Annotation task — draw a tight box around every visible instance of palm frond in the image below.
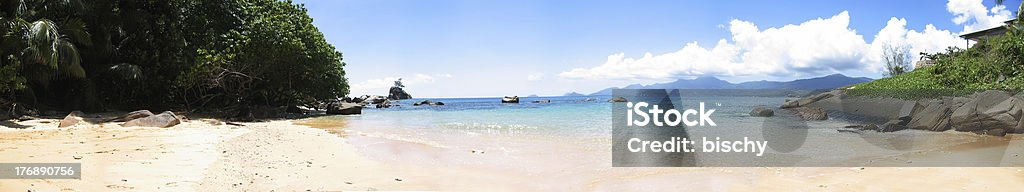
[109,63,142,80]
[61,18,90,47]
[0,18,29,50]
[26,19,59,68]
[56,38,82,78]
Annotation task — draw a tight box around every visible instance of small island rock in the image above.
[502,96,519,103]
[749,107,774,117]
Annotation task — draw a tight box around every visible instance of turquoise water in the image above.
[354,96,614,137]
[312,95,1007,167]
[324,95,856,139]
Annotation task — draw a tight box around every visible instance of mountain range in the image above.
[586,74,872,96]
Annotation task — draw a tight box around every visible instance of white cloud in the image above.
[349,73,450,96]
[559,1,995,81]
[947,0,1012,34]
[868,17,965,71]
[527,73,544,81]
[559,11,875,80]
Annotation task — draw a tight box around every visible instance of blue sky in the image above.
[293,0,1020,98]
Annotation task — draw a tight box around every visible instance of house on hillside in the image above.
[959,19,1016,47]
[915,19,1016,69]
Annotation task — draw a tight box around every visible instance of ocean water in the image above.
[310,95,1015,167]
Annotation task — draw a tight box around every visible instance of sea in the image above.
[303,95,1019,167]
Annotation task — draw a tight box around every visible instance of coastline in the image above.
[1,116,1022,191]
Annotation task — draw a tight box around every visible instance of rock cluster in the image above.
[749,106,774,117]
[388,86,412,100]
[122,111,182,128]
[608,97,628,102]
[502,96,519,103]
[326,102,363,115]
[413,100,444,106]
[798,90,1024,136]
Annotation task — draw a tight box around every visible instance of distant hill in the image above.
[588,74,872,96]
[563,92,585,97]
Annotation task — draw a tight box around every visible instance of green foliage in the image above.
[0,0,349,115]
[852,24,1024,99]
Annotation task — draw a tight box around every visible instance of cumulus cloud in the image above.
[560,1,1007,81]
[947,0,1012,34]
[559,12,873,80]
[868,18,964,71]
[349,73,451,95]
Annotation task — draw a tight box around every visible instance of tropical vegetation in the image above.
[0,0,348,118]
[851,1,1024,98]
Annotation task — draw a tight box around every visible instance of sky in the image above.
[293,0,1021,98]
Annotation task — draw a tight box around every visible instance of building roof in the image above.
[959,19,1016,41]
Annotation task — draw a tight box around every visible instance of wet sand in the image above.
[0,117,1022,191]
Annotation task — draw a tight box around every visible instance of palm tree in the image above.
[1,0,86,84]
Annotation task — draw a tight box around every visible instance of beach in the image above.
[1,111,1023,191]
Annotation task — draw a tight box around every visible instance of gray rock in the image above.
[364,95,388,104]
[780,91,840,109]
[58,111,86,128]
[532,99,552,103]
[374,100,392,108]
[986,129,1007,137]
[795,107,828,120]
[749,106,774,117]
[906,100,952,131]
[388,86,412,100]
[502,96,520,103]
[327,102,363,115]
[1015,116,1024,134]
[608,97,627,102]
[897,101,918,123]
[123,111,181,128]
[413,100,444,106]
[879,120,908,132]
[951,90,1020,132]
[860,124,879,131]
[107,110,155,123]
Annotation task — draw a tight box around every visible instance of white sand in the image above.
[0,117,1021,191]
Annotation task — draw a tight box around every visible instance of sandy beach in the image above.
[1,116,1022,191]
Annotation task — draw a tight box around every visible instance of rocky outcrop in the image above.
[502,96,519,103]
[375,100,393,108]
[106,110,155,123]
[388,86,412,100]
[608,97,627,102]
[413,100,444,106]
[879,119,908,132]
[950,90,1021,132]
[905,100,953,131]
[749,106,774,117]
[327,102,362,115]
[123,111,181,128]
[795,107,827,120]
[353,95,387,105]
[788,89,1024,135]
[781,90,842,109]
[58,111,86,128]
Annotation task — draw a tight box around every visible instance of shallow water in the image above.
[307,96,1023,167]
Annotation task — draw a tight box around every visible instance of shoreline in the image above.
[0,116,1022,191]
